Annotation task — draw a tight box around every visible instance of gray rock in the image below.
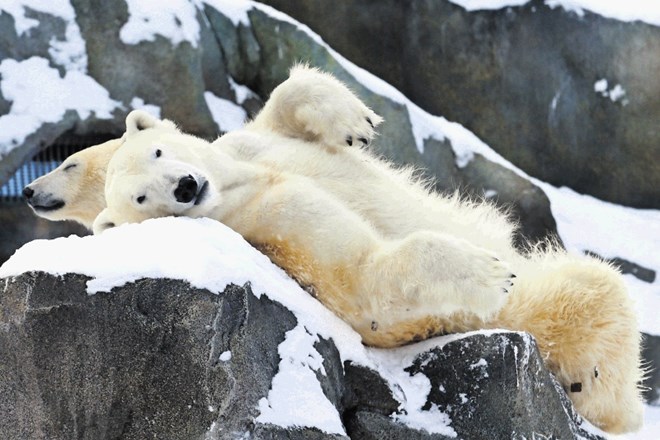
[0,201,88,266]
[259,0,660,209]
[642,333,660,405]
[0,271,603,439]
[406,332,601,440]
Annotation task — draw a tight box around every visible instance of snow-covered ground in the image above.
[0,0,658,438]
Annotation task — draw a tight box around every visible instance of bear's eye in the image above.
[63,163,77,171]
[136,195,146,204]
[155,149,162,158]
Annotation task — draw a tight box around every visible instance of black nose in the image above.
[174,175,198,203]
[23,186,34,199]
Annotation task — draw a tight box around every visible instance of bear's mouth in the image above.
[28,199,66,212]
[194,180,209,206]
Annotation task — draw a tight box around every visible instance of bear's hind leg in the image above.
[366,231,514,323]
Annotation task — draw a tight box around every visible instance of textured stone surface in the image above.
[260,0,660,209]
[642,333,660,405]
[0,272,603,439]
[406,332,601,440]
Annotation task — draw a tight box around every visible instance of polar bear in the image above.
[22,138,123,229]
[96,105,642,433]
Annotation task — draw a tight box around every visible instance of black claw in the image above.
[358,137,368,145]
[502,288,508,294]
[346,136,353,146]
[510,274,517,278]
[366,117,373,128]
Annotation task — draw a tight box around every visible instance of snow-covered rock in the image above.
[0,218,603,439]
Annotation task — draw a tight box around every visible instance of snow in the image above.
[119,0,201,48]
[204,91,247,133]
[447,0,660,27]
[219,351,232,362]
[0,57,121,157]
[228,76,258,105]
[256,325,345,435]
[594,79,628,104]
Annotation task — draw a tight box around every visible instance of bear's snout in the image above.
[174,175,198,204]
[23,186,34,199]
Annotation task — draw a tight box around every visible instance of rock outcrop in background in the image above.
[260,0,660,209]
[0,271,601,440]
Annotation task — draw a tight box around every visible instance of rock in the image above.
[406,332,601,440]
[0,201,88,266]
[642,333,660,405]
[585,250,656,283]
[0,271,603,439]
[259,0,660,209]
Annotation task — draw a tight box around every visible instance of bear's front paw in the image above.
[343,113,382,147]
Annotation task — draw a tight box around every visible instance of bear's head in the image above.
[22,110,176,230]
[94,110,218,234]
[23,138,123,229]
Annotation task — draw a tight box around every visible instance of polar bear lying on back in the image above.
[26,66,642,433]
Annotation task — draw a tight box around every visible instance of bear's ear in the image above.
[124,110,178,137]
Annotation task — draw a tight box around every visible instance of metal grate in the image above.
[0,134,116,202]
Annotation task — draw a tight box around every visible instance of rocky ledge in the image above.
[0,271,602,440]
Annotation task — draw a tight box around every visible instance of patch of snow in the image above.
[0,56,121,157]
[219,351,232,362]
[256,325,343,434]
[610,405,660,440]
[228,76,258,105]
[204,91,247,132]
[202,0,251,26]
[448,0,529,10]
[120,0,200,48]
[130,97,161,119]
[594,79,628,104]
[608,84,627,103]
[594,79,609,94]
[447,1,660,27]
[484,189,498,199]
